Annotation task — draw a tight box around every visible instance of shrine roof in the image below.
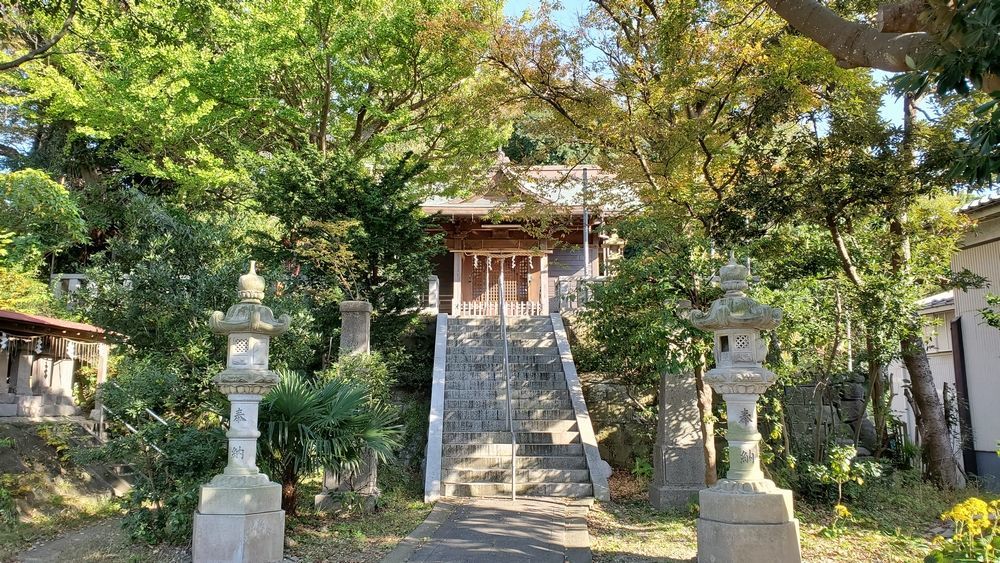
[422,161,636,217]
[0,310,109,342]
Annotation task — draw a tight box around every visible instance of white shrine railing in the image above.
[456,301,544,317]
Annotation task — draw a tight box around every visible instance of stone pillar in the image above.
[649,371,706,509]
[452,252,462,308]
[339,301,371,356]
[682,256,801,563]
[316,299,377,510]
[425,275,440,315]
[540,253,550,314]
[193,262,291,563]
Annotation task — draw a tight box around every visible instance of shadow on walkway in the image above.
[383,497,592,563]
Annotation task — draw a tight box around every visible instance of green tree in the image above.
[0,168,85,314]
[258,371,401,515]
[2,0,509,202]
[258,149,444,342]
[734,87,972,488]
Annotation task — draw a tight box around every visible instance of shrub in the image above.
[805,444,885,535]
[926,497,1000,562]
[78,424,226,544]
[322,352,394,404]
[258,370,402,515]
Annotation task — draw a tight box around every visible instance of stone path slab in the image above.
[383,497,592,563]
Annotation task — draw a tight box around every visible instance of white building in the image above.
[891,194,1000,489]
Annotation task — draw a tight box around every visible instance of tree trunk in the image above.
[900,332,962,489]
[282,466,299,515]
[694,351,717,485]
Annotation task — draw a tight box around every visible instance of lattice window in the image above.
[734,334,751,350]
[234,338,250,354]
[468,256,531,304]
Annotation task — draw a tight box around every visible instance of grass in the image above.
[0,474,121,562]
[588,469,999,563]
[283,466,432,563]
[0,424,124,562]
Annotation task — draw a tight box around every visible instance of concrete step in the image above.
[442,455,588,470]
[451,318,550,325]
[443,443,584,457]
[442,431,581,444]
[446,355,560,365]
[442,482,593,498]
[447,348,559,357]
[444,376,566,389]
[449,329,555,336]
[444,398,572,410]
[444,408,577,421]
[446,364,564,374]
[444,419,578,433]
[449,336,556,343]
[445,380,568,391]
[444,389,570,401]
[441,468,591,483]
[448,356,562,365]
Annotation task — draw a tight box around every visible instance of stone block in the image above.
[198,481,281,515]
[0,403,16,417]
[313,491,378,513]
[192,510,284,563]
[650,371,706,510]
[699,487,794,524]
[697,517,801,563]
[16,395,43,417]
[650,485,700,509]
[696,485,802,563]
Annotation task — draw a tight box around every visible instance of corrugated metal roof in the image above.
[959,192,1000,213]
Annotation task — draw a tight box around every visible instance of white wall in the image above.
[953,212,1000,455]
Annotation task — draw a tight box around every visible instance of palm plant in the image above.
[258,370,401,515]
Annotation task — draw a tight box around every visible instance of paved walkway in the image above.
[383,497,592,563]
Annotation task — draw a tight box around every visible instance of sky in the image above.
[501,0,908,126]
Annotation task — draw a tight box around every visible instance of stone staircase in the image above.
[440,316,594,498]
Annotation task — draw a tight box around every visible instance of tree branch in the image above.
[764,0,932,71]
[0,0,79,71]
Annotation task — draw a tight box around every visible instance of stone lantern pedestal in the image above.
[193,262,291,563]
[684,257,801,563]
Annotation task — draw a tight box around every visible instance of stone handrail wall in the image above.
[423,313,449,503]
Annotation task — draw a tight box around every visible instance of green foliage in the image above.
[36,423,76,464]
[925,497,1000,562]
[258,370,402,514]
[322,352,394,405]
[258,149,445,340]
[0,168,86,264]
[2,0,508,201]
[124,426,224,544]
[983,293,1000,329]
[382,315,438,391]
[0,169,85,314]
[78,191,322,375]
[806,445,885,511]
[0,437,16,526]
[631,458,654,481]
[893,1,1000,184]
[575,214,716,389]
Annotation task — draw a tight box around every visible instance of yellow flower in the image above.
[834,504,852,519]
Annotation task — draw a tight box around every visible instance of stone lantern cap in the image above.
[685,256,782,331]
[209,261,291,338]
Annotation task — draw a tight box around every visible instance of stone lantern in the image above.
[193,261,290,563]
[683,256,801,563]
